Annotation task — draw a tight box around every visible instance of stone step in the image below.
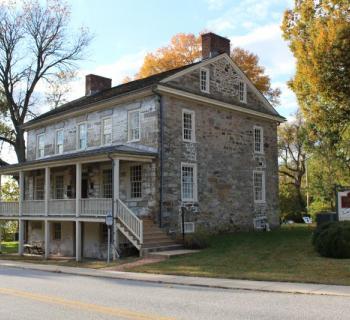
[143,233,172,241]
[141,244,184,255]
[142,238,175,246]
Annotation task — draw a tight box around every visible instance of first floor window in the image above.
[253,171,265,203]
[181,163,197,202]
[130,165,142,199]
[200,67,209,93]
[56,129,64,154]
[55,175,64,199]
[37,134,45,158]
[53,223,61,240]
[239,81,247,103]
[183,109,195,142]
[102,117,112,145]
[254,126,264,153]
[102,169,112,198]
[78,123,87,149]
[128,110,140,141]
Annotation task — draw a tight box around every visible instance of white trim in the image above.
[239,81,247,104]
[156,85,285,122]
[181,162,198,202]
[101,116,112,146]
[55,128,64,155]
[76,122,87,150]
[127,109,141,142]
[253,125,264,154]
[200,67,210,93]
[182,109,196,143]
[253,170,266,204]
[36,133,45,159]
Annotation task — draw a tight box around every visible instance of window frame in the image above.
[36,133,45,159]
[34,175,45,200]
[77,122,88,150]
[55,129,64,155]
[129,164,142,200]
[181,162,198,202]
[101,116,112,146]
[200,67,210,93]
[253,170,266,204]
[102,168,112,198]
[253,125,264,154]
[53,222,62,241]
[182,109,196,143]
[239,80,247,103]
[128,109,141,142]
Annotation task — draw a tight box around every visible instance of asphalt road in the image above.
[0,266,349,320]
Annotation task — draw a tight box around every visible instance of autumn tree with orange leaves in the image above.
[136,33,280,105]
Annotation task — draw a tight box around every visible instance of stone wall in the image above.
[26,95,159,161]
[161,95,279,233]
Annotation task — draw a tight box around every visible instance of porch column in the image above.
[44,220,50,259]
[112,158,120,260]
[76,163,81,217]
[0,174,2,201]
[19,171,24,217]
[44,167,50,217]
[18,219,24,255]
[75,221,82,262]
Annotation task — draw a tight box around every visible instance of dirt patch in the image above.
[110,257,167,271]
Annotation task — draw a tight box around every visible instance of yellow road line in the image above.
[0,287,176,320]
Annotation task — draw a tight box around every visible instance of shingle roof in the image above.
[24,62,200,127]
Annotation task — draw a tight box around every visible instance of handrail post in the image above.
[76,163,81,218]
[140,220,143,244]
[44,167,50,217]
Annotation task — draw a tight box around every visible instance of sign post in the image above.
[105,211,113,264]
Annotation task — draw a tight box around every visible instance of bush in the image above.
[182,231,210,249]
[312,221,350,258]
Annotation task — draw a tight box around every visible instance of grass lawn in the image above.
[128,224,350,286]
[0,241,18,254]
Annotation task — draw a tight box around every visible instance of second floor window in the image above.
[200,68,209,93]
[102,117,112,145]
[254,126,264,153]
[130,165,142,199]
[35,176,44,200]
[102,169,112,198]
[183,109,195,142]
[128,110,140,141]
[37,134,45,158]
[56,129,64,154]
[78,123,87,149]
[239,81,247,103]
[55,175,64,199]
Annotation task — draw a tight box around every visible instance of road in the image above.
[0,266,349,320]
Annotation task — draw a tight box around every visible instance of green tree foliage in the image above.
[282,0,350,171]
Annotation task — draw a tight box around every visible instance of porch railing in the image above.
[22,200,45,216]
[116,199,143,244]
[49,199,76,216]
[0,201,19,216]
[80,198,112,217]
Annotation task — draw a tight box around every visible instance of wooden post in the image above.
[45,167,50,217]
[18,219,24,255]
[75,221,82,262]
[19,171,24,217]
[44,220,50,259]
[76,163,81,218]
[112,158,119,260]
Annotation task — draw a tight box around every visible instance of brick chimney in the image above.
[85,74,112,96]
[201,33,230,60]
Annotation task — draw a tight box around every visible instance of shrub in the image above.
[312,221,350,258]
[182,231,210,249]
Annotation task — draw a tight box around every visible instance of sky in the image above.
[1,0,298,164]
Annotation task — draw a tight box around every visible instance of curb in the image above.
[0,260,349,297]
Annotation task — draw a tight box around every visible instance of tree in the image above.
[282,0,350,170]
[0,0,91,163]
[278,112,308,215]
[1,178,19,201]
[136,33,280,105]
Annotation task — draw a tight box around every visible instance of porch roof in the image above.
[0,145,157,175]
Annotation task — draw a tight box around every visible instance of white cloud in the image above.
[206,0,226,10]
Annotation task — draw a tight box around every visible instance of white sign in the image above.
[105,211,113,226]
[338,191,350,221]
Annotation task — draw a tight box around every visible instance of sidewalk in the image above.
[0,259,349,297]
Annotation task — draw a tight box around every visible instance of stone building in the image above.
[0,33,284,259]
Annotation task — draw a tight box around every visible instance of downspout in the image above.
[107,153,115,258]
[158,94,164,228]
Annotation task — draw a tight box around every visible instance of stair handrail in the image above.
[115,199,143,244]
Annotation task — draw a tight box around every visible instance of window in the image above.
[35,176,44,200]
[78,123,87,149]
[37,134,45,158]
[254,126,264,153]
[253,171,265,203]
[53,223,61,240]
[128,110,140,141]
[56,129,64,154]
[102,117,112,145]
[181,163,197,202]
[182,109,195,142]
[239,81,247,103]
[102,169,112,198]
[55,175,64,199]
[200,68,209,93]
[130,165,142,199]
